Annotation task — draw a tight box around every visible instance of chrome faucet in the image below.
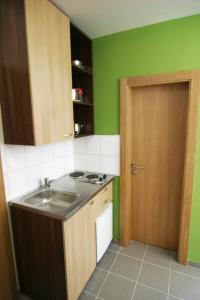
[44,178,52,189]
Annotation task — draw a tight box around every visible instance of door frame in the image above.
[120,70,200,264]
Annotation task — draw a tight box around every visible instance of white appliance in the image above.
[96,202,113,262]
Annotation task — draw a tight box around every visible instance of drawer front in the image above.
[88,182,113,219]
[100,182,112,205]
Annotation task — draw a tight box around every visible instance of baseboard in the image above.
[188,260,200,268]
[112,239,120,244]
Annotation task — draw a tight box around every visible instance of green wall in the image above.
[93,14,200,261]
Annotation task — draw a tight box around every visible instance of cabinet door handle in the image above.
[104,199,108,204]
[64,133,73,137]
[102,187,108,193]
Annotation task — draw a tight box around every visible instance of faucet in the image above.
[44,178,52,189]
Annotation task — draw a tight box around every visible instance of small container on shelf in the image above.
[72,88,84,102]
[72,60,82,67]
[72,60,92,75]
[74,123,85,136]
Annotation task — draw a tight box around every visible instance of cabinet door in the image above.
[63,204,96,300]
[0,160,17,300]
[25,0,73,145]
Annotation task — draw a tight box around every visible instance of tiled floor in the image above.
[79,241,200,300]
[20,241,200,300]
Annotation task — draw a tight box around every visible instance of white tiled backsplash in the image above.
[73,135,120,175]
[1,141,74,201]
[0,135,120,201]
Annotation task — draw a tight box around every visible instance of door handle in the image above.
[131,163,144,169]
[131,162,144,174]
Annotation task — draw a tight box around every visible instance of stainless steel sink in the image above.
[23,189,80,211]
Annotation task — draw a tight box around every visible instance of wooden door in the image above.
[63,203,96,300]
[25,0,73,145]
[0,159,18,299]
[131,83,188,250]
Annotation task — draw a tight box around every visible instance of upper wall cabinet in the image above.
[0,0,74,145]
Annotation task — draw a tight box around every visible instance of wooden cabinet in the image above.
[10,207,67,300]
[0,0,73,145]
[63,203,96,300]
[90,183,113,218]
[70,24,94,138]
[63,182,113,300]
[0,158,18,300]
[10,181,113,300]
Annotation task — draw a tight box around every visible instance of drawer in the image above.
[88,182,113,219]
[100,182,112,206]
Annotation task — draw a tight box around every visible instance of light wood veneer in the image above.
[63,182,113,300]
[0,0,73,145]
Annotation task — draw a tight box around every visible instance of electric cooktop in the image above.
[69,172,107,185]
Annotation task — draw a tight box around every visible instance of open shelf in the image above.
[72,67,93,104]
[75,133,93,138]
[73,104,94,137]
[70,24,92,67]
[72,64,92,75]
[73,101,93,107]
[70,23,94,137]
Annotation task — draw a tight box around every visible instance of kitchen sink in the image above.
[23,189,80,211]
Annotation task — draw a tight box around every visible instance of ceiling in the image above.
[52,0,200,38]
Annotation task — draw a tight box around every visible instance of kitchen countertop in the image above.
[9,172,114,221]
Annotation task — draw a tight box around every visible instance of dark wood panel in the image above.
[70,23,94,137]
[0,0,35,145]
[70,23,92,68]
[74,105,94,136]
[10,207,67,300]
[0,158,18,300]
[72,67,93,104]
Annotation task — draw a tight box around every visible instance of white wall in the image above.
[1,140,74,201]
[0,135,120,201]
[74,135,120,175]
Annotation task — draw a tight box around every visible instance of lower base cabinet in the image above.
[63,203,96,300]
[63,181,112,300]
[10,207,67,300]
[10,181,113,300]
